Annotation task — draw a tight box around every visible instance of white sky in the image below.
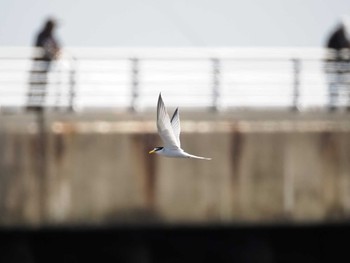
[0,0,349,47]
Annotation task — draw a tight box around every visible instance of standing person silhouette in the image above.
[325,18,350,111]
[27,18,61,111]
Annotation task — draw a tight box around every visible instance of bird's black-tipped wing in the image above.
[157,93,181,149]
[170,107,181,147]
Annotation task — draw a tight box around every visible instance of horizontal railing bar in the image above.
[0,47,349,111]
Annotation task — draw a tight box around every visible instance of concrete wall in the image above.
[1,113,350,226]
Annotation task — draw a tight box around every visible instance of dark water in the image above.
[0,223,348,263]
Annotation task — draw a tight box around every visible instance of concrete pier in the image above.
[1,110,350,226]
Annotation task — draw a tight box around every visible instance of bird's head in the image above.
[149,147,163,154]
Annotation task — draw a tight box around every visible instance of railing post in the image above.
[211,58,221,111]
[69,57,77,112]
[130,58,139,112]
[292,58,301,111]
[54,62,62,110]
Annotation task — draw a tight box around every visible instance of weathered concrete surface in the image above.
[0,111,350,226]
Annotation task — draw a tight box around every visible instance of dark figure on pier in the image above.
[27,18,61,111]
[325,19,350,111]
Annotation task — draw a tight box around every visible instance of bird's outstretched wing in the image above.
[157,93,181,149]
[170,107,181,147]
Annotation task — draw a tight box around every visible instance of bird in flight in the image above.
[149,93,211,160]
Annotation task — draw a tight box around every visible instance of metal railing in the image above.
[0,47,349,112]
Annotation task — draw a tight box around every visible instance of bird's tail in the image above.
[187,154,212,160]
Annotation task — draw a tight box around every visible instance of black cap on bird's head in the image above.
[149,147,163,154]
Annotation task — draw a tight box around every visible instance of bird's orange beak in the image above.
[149,149,156,154]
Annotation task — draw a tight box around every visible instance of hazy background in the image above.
[0,0,349,47]
[1,1,350,262]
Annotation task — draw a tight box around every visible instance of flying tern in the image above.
[149,93,211,160]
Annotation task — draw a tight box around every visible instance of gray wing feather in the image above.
[170,108,181,147]
[157,93,181,149]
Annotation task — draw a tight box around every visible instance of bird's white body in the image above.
[149,93,211,160]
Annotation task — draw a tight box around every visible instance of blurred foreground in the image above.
[0,224,349,263]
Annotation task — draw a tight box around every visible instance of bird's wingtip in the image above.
[158,92,163,103]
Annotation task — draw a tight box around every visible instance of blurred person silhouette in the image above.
[27,18,61,111]
[325,17,350,111]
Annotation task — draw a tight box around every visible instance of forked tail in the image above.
[187,153,212,160]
